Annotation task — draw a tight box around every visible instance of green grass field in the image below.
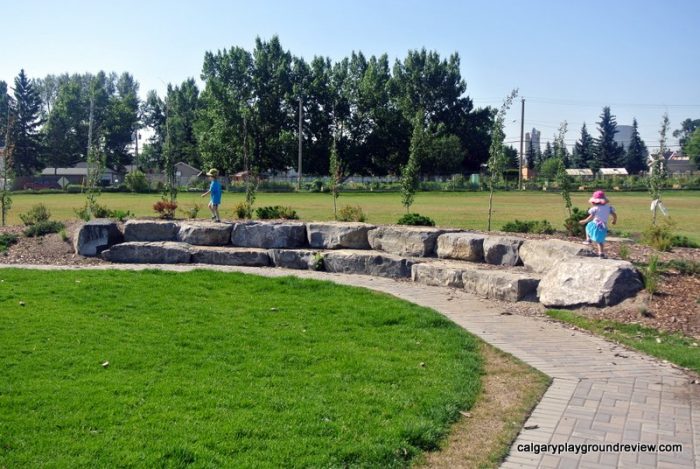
[0,269,482,467]
[7,190,700,242]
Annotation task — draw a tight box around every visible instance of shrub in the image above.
[75,203,131,221]
[501,219,555,234]
[397,213,435,227]
[337,205,367,222]
[19,204,51,226]
[24,220,65,238]
[125,170,150,193]
[671,235,699,249]
[661,259,700,276]
[641,223,674,252]
[255,205,299,220]
[153,200,178,220]
[180,204,201,219]
[564,207,589,237]
[0,233,18,253]
[109,209,134,222]
[232,202,251,220]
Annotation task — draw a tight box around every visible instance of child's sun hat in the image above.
[589,190,608,205]
[206,168,219,177]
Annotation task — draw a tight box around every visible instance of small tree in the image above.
[401,111,426,213]
[554,121,573,217]
[648,113,669,225]
[84,89,105,219]
[1,107,14,226]
[487,89,518,231]
[162,97,178,204]
[328,138,341,219]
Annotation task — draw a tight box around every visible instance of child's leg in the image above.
[208,201,216,219]
[213,204,221,222]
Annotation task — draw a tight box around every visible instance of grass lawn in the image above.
[8,190,700,242]
[547,310,700,374]
[0,269,483,468]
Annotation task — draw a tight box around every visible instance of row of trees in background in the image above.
[2,38,699,187]
[0,36,494,180]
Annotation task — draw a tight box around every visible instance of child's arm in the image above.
[579,214,593,225]
[611,212,617,225]
[201,189,211,198]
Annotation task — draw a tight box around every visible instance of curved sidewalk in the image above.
[3,264,699,468]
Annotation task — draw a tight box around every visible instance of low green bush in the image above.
[501,219,555,234]
[255,205,299,220]
[397,213,435,226]
[337,205,367,222]
[564,207,588,237]
[641,223,675,252]
[19,204,51,226]
[125,170,150,193]
[75,203,132,222]
[232,202,251,219]
[24,220,65,238]
[671,234,699,249]
[661,259,700,276]
[0,233,18,253]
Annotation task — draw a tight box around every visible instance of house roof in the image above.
[599,168,628,175]
[565,169,594,176]
[40,164,117,176]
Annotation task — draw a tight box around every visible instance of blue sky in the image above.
[2,0,699,149]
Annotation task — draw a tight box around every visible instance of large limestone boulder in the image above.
[73,219,123,256]
[436,232,485,262]
[190,246,270,266]
[520,239,595,273]
[461,268,540,302]
[324,250,417,278]
[368,226,453,257]
[268,249,320,270]
[101,241,192,263]
[483,236,524,266]
[306,222,375,249]
[538,258,643,307]
[411,261,470,288]
[231,221,307,249]
[124,220,179,242]
[177,221,233,246]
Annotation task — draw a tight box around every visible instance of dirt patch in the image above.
[0,221,104,266]
[418,343,549,468]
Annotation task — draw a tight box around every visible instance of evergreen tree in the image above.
[11,70,45,176]
[595,106,624,168]
[0,81,10,148]
[538,141,553,170]
[525,140,536,170]
[572,123,595,169]
[625,118,648,175]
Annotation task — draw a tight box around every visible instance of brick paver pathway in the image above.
[4,264,699,468]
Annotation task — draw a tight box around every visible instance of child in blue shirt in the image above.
[201,168,222,222]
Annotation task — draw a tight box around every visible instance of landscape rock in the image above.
[368,226,453,257]
[483,236,525,266]
[73,219,123,256]
[268,249,320,270]
[191,246,270,266]
[177,221,233,246]
[231,221,307,249]
[123,220,179,242]
[519,239,595,273]
[306,222,375,249]
[324,250,418,278]
[538,258,643,307]
[436,232,485,262]
[411,261,470,288]
[461,268,540,302]
[101,241,192,263]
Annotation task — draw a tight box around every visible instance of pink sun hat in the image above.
[589,190,608,204]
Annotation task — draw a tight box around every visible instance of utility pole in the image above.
[297,97,302,190]
[518,98,525,190]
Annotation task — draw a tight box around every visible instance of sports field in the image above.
[7,190,700,242]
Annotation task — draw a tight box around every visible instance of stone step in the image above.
[412,261,540,302]
[323,250,420,278]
